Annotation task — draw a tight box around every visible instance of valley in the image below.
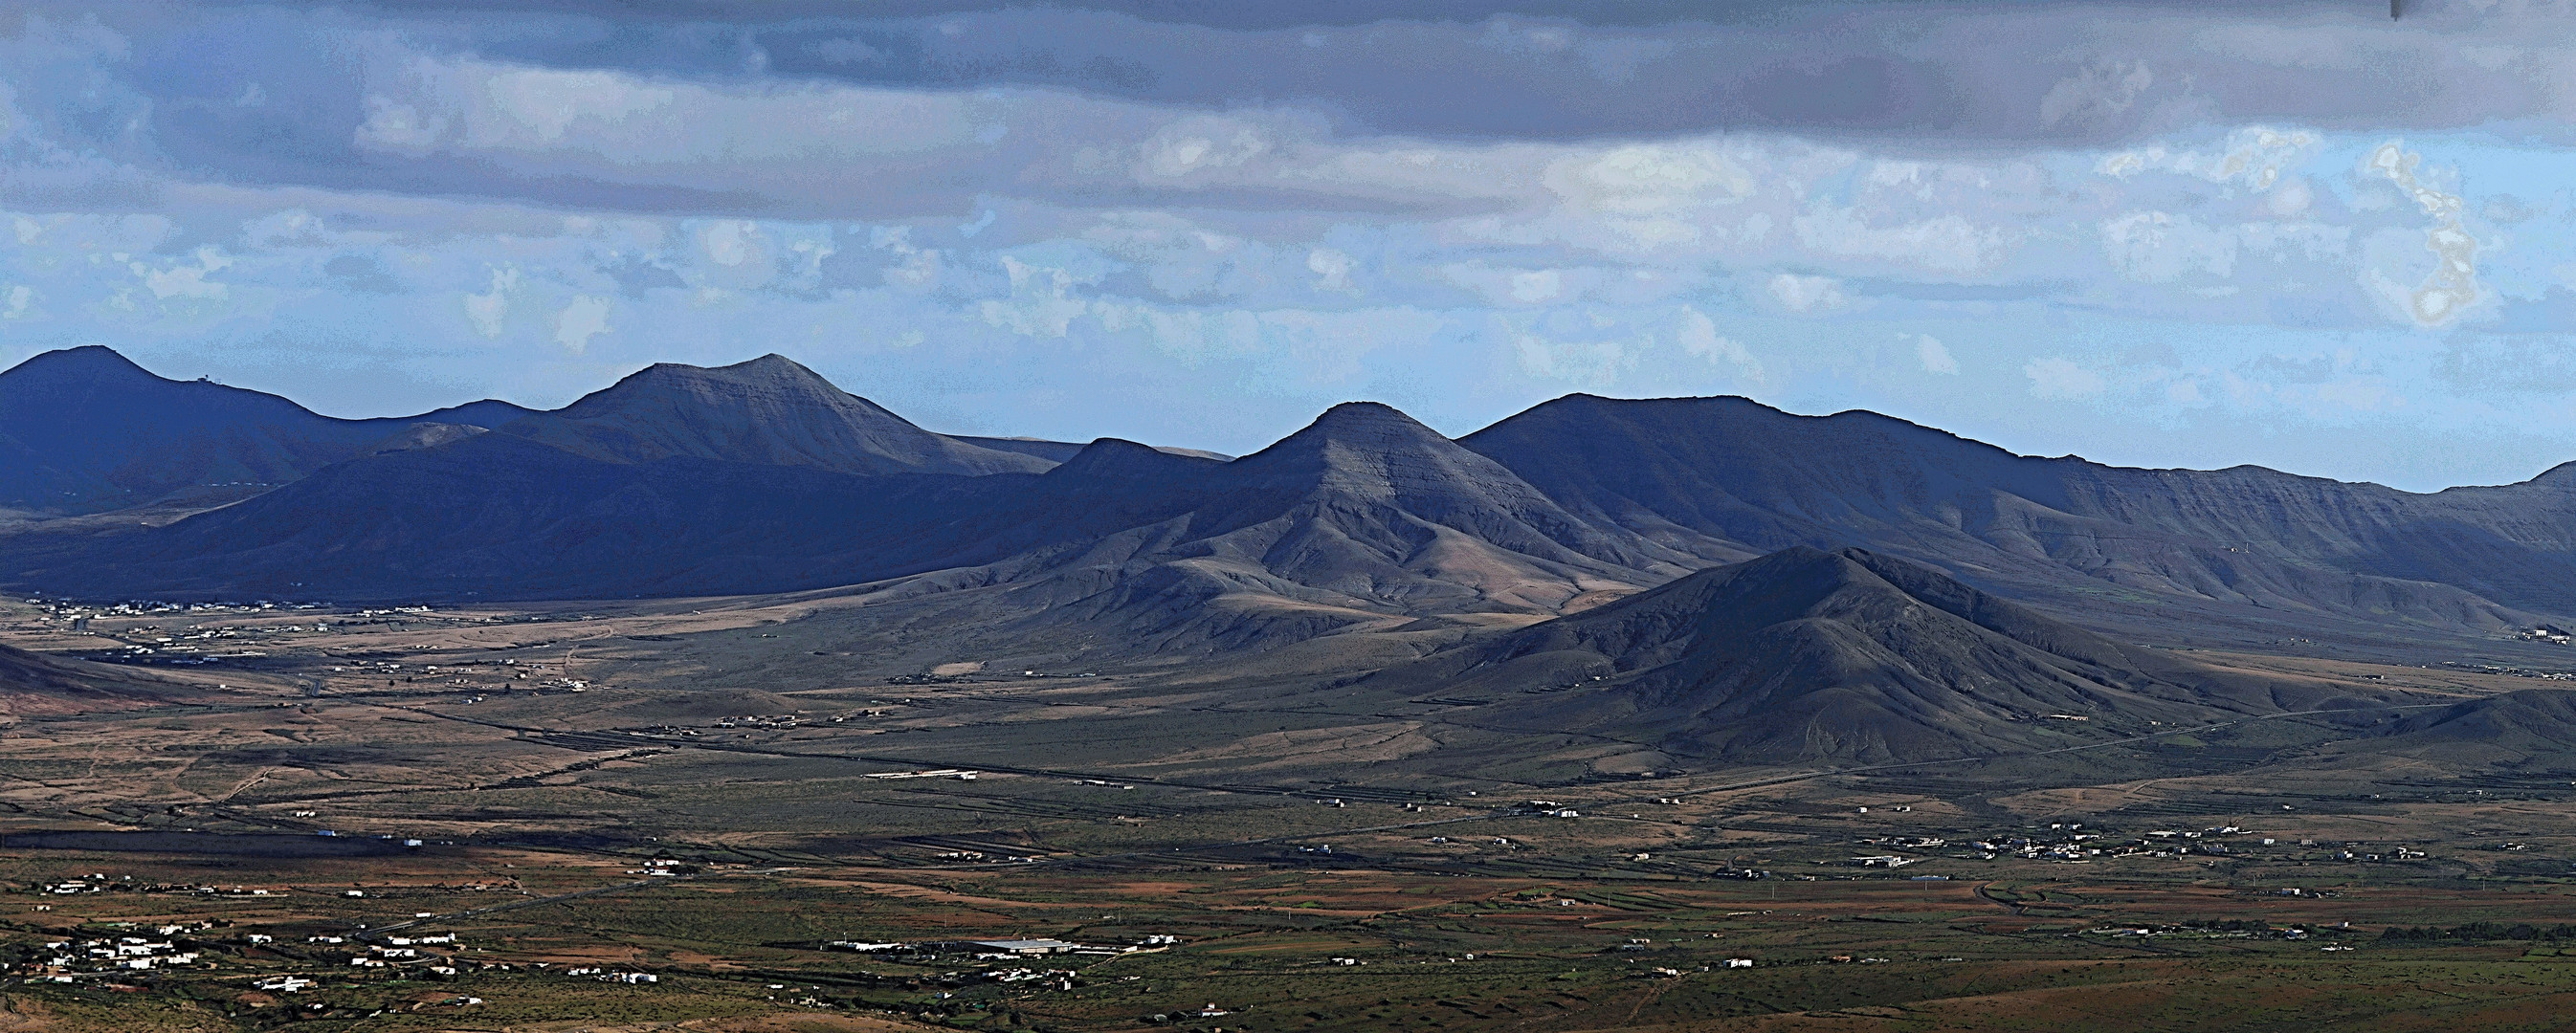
[9,589,2576,1032]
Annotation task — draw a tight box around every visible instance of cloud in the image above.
[1792,207,2001,275]
[2025,356,2104,400]
[1513,331,1629,390]
[1137,116,1274,179]
[2099,211,2237,283]
[1767,274,1844,313]
[130,247,233,300]
[12,3,2576,491]
[1677,308,1764,384]
[462,267,517,339]
[1306,247,1355,292]
[2096,127,2320,190]
[552,294,611,353]
[2365,142,2481,326]
[2040,60,2153,130]
[979,256,1090,337]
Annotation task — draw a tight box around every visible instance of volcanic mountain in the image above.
[0,345,533,515]
[900,403,1694,649]
[1364,546,2273,764]
[500,354,1051,477]
[0,374,1696,629]
[0,355,1069,599]
[1461,394,2567,626]
[6,351,2575,666]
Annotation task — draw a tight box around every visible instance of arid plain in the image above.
[12,582,2576,1033]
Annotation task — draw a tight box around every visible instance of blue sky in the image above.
[6,2,2576,489]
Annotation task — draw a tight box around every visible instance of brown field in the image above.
[9,596,2576,1030]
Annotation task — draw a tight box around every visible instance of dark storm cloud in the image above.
[115,0,2565,148]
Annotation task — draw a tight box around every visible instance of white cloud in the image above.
[1913,334,1958,375]
[701,220,759,267]
[1137,116,1273,179]
[870,227,943,290]
[0,285,31,319]
[352,55,994,179]
[1767,273,1844,313]
[130,247,233,300]
[357,95,444,150]
[1306,248,1355,292]
[1677,308,1764,383]
[2095,126,2320,190]
[463,266,517,338]
[979,256,1089,337]
[1547,143,1757,218]
[1509,269,1562,303]
[2025,356,2105,400]
[2366,142,2481,326]
[552,294,611,353]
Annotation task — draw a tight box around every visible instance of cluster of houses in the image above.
[1840,824,2436,869]
[562,967,658,983]
[28,927,208,978]
[37,875,285,897]
[2447,660,2576,682]
[822,935,1179,963]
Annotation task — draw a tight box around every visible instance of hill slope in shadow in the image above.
[1461,394,2564,626]
[0,346,533,516]
[1363,546,2363,764]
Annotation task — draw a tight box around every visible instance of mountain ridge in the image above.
[3,350,2571,669]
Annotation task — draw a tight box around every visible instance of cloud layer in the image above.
[6,2,2576,490]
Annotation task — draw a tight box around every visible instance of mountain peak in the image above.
[559,354,884,425]
[6,345,168,385]
[1235,400,1470,477]
[1313,400,1427,428]
[1047,437,1219,482]
[1250,401,1454,459]
[611,352,839,397]
[517,354,1051,477]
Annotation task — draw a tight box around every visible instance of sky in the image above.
[6,1,2576,490]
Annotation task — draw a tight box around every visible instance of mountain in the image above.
[804,403,1707,653]
[953,435,1232,464]
[7,365,2574,666]
[1362,546,2256,764]
[0,402,1698,658]
[0,346,535,515]
[2364,689,2576,766]
[1460,394,2565,626]
[500,354,1053,477]
[0,641,186,717]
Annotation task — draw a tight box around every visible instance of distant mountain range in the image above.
[0,346,534,515]
[4,346,2571,654]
